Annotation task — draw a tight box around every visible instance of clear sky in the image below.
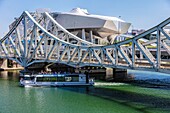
[0,0,170,37]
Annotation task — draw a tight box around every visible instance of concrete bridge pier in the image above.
[0,58,23,71]
[0,59,8,70]
[106,68,127,81]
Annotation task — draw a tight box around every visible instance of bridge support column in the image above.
[140,51,143,59]
[106,68,127,81]
[106,68,113,80]
[0,59,8,69]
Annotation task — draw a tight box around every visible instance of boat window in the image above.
[57,77,65,82]
[36,77,57,82]
[65,77,72,82]
[24,77,31,80]
[36,77,43,82]
[48,77,57,82]
[35,76,79,82]
[72,77,79,82]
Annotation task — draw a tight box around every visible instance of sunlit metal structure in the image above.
[0,10,170,74]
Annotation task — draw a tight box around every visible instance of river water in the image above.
[0,70,170,113]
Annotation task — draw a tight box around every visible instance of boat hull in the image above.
[20,82,94,87]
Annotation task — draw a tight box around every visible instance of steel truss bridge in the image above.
[0,11,170,73]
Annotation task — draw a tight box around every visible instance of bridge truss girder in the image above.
[0,11,170,74]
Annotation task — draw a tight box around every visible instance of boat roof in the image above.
[23,73,86,77]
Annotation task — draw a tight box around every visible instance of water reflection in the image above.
[0,70,19,81]
[0,71,8,79]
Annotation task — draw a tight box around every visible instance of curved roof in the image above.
[54,8,131,37]
[61,7,125,22]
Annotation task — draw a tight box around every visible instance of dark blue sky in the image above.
[0,0,170,37]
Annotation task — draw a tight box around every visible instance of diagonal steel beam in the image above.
[116,45,132,66]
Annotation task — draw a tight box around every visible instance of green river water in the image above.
[0,70,170,113]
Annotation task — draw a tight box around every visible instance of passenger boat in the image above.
[19,72,94,87]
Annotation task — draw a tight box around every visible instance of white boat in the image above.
[19,72,94,87]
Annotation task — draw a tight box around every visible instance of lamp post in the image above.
[118,16,121,33]
[118,16,121,41]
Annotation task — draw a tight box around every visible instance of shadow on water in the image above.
[59,85,170,113]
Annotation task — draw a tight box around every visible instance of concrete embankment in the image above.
[0,67,24,71]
